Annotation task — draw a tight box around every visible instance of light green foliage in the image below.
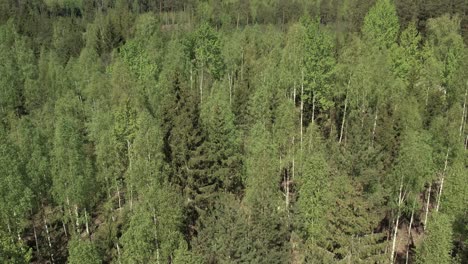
[362,0,399,50]
[416,213,454,264]
[0,231,32,264]
[1,3,467,263]
[193,22,225,80]
[392,22,422,88]
[0,127,32,232]
[426,15,465,105]
[68,238,101,264]
[302,17,336,111]
[391,130,434,203]
[52,94,94,208]
[0,21,36,114]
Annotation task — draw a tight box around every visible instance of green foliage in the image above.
[0,2,466,263]
[302,17,336,111]
[362,0,399,50]
[191,22,225,80]
[0,231,32,264]
[68,238,101,264]
[416,213,454,264]
[52,94,95,208]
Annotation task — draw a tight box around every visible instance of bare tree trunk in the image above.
[116,243,122,264]
[127,139,133,211]
[312,93,316,124]
[200,68,204,103]
[228,72,233,105]
[85,208,90,237]
[33,221,39,253]
[391,181,404,264]
[190,63,193,91]
[117,183,122,210]
[339,82,349,144]
[300,70,304,153]
[405,202,415,264]
[74,205,80,234]
[424,184,432,230]
[372,108,378,146]
[436,148,450,212]
[44,216,54,263]
[153,209,160,264]
[459,88,467,138]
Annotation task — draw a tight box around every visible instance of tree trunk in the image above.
[228,72,232,105]
[44,216,54,263]
[190,63,193,91]
[300,70,304,153]
[436,148,450,212]
[152,209,160,264]
[339,84,349,144]
[405,202,415,264]
[116,243,122,264]
[74,205,80,234]
[117,182,122,210]
[312,93,316,124]
[33,222,39,253]
[200,68,204,103]
[423,184,432,230]
[459,88,467,139]
[85,208,90,237]
[372,108,378,146]
[391,181,404,264]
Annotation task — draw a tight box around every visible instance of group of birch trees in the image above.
[0,0,467,263]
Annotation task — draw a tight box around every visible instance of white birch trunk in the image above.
[312,93,316,124]
[424,184,432,230]
[459,88,467,138]
[200,68,204,103]
[405,203,415,264]
[339,82,349,144]
[85,208,90,236]
[301,70,304,153]
[436,148,450,212]
[74,205,79,234]
[390,182,404,264]
[372,108,378,146]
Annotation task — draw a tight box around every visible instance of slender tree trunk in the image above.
[436,148,450,212]
[339,83,349,144]
[33,223,39,251]
[372,108,378,146]
[423,184,432,230]
[190,63,193,91]
[153,209,160,264]
[228,72,232,105]
[391,181,404,264]
[300,70,304,153]
[405,201,415,264]
[44,216,54,263]
[200,68,204,103]
[241,51,244,81]
[127,139,133,211]
[117,182,122,210]
[459,88,467,138]
[84,208,90,237]
[74,205,79,234]
[116,243,122,264]
[312,93,316,124]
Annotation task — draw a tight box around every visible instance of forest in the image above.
[0,0,467,263]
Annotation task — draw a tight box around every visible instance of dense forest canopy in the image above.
[0,0,467,263]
